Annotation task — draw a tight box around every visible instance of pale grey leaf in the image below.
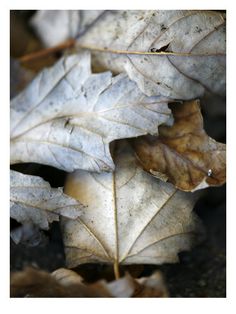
[31,10,225,100]
[10,170,83,229]
[10,51,171,172]
[77,10,226,100]
[62,143,203,268]
[10,223,46,246]
[31,10,104,47]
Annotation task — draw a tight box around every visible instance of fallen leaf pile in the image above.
[10,267,168,297]
[10,10,226,298]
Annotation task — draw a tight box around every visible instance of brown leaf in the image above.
[10,267,111,297]
[10,267,168,298]
[132,100,226,192]
[134,271,168,297]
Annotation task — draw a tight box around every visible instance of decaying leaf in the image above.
[10,170,83,229]
[10,267,108,297]
[31,10,104,47]
[134,271,168,297]
[79,10,226,100]
[10,223,47,246]
[92,270,168,297]
[10,51,171,172]
[10,267,168,297]
[62,143,203,274]
[132,100,226,192]
[32,10,226,100]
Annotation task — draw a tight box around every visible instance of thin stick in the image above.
[19,38,76,63]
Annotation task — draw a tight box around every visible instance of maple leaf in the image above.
[62,143,203,277]
[10,51,171,173]
[10,170,83,229]
[132,100,226,192]
[78,10,226,100]
[31,10,226,100]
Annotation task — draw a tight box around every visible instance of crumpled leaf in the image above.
[10,51,171,172]
[62,143,203,271]
[99,271,168,297]
[132,100,226,192]
[10,267,168,297]
[31,10,104,47]
[10,170,83,229]
[32,10,226,100]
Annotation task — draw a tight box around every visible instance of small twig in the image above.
[19,38,76,64]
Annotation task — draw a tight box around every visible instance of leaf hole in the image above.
[149,43,171,53]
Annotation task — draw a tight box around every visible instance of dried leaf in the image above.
[52,268,84,286]
[10,51,171,172]
[134,271,168,297]
[10,267,109,297]
[78,10,225,100]
[132,100,226,192]
[101,271,168,297]
[62,143,203,272]
[31,10,104,47]
[10,267,168,297]
[10,170,83,229]
[10,223,47,246]
[32,10,225,100]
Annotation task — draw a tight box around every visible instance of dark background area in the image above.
[10,10,226,297]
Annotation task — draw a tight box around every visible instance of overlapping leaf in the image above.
[78,10,226,100]
[132,100,226,192]
[10,51,171,172]
[31,10,104,47]
[10,170,83,229]
[10,267,168,297]
[32,10,226,100]
[62,143,203,270]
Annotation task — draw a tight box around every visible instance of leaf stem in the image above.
[112,167,120,280]
[75,43,226,57]
[114,260,120,279]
